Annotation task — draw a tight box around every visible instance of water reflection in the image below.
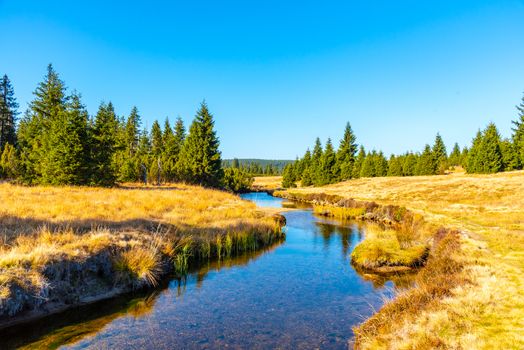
[1,193,411,350]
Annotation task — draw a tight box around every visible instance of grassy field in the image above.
[262,171,524,349]
[0,183,283,325]
[251,176,283,191]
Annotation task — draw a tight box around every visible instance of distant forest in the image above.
[282,94,524,188]
[222,159,293,176]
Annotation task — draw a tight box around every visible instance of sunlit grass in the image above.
[278,170,524,349]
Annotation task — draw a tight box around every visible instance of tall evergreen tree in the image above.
[91,102,118,186]
[448,142,461,167]
[387,154,403,176]
[352,146,366,178]
[432,133,447,173]
[0,143,18,178]
[18,64,67,183]
[477,123,503,174]
[282,163,296,188]
[465,130,482,173]
[0,74,18,151]
[318,138,337,185]
[300,148,313,186]
[402,152,417,176]
[42,92,90,185]
[415,145,436,175]
[360,151,376,178]
[177,101,223,187]
[336,122,358,180]
[310,137,323,184]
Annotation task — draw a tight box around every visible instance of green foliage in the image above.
[512,93,524,169]
[176,101,223,188]
[336,122,358,181]
[318,138,338,185]
[432,133,447,173]
[0,74,18,151]
[477,123,503,174]
[352,146,366,179]
[282,163,297,188]
[0,143,18,178]
[90,102,118,186]
[448,142,461,167]
[387,155,403,176]
[223,167,254,193]
[415,145,437,176]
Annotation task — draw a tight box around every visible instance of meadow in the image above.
[0,183,284,326]
[263,171,524,349]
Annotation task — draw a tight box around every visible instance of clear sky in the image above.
[1,0,523,159]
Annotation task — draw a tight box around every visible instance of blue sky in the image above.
[1,0,523,159]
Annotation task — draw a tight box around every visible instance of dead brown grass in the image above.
[280,171,524,349]
[252,176,282,191]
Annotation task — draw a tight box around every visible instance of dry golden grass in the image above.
[0,183,283,321]
[282,171,524,349]
[252,176,282,191]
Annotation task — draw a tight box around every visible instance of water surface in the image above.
[3,192,396,349]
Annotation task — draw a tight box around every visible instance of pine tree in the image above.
[360,151,375,178]
[402,152,417,176]
[512,93,524,169]
[91,102,118,186]
[500,139,518,171]
[318,138,337,185]
[310,137,323,185]
[336,122,358,180]
[448,142,461,167]
[41,92,90,185]
[300,149,313,186]
[387,155,403,176]
[415,145,436,175]
[477,123,503,174]
[0,74,19,151]
[432,133,447,173]
[465,130,482,173]
[282,163,296,188]
[177,101,223,187]
[352,146,366,178]
[374,151,388,177]
[18,64,67,184]
[119,107,142,181]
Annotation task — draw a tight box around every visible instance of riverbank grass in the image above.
[0,183,284,323]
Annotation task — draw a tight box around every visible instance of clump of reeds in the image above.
[114,245,162,287]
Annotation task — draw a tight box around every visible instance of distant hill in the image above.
[222,159,294,175]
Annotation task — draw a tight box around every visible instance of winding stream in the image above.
[3,193,398,349]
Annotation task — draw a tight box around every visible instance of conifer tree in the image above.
[360,151,375,178]
[465,131,482,173]
[432,133,447,173]
[318,138,337,184]
[387,155,403,176]
[448,143,461,167]
[336,122,357,180]
[18,64,67,183]
[477,123,503,173]
[310,137,323,185]
[177,101,223,187]
[42,92,90,185]
[500,139,518,171]
[374,151,388,177]
[402,152,417,176]
[0,74,18,151]
[512,93,524,168]
[300,149,313,186]
[415,145,436,175]
[91,102,118,186]
[282,163,296,188]
[119,107,142,181]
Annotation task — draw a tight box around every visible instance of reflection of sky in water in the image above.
[8,193,398,350]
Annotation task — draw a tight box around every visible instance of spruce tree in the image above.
[360,151,375,178]
[177,101,223,187]
[374,151,388,177]
[0,74,18,151]
[318,138,337,185]
[119,107,141,181]
[0,143,18,178]
[402,152,417,176]
[387,155,403,176]
[300,149,313,186]
[282,163,296,188]
[18,64,67,183]
[336,122,357,180]
[42,92,90,185]
[512,93,524,168]
[432,133,447,173]
[311,137,323,185]
[91,102,118,186]
[448,143,461,167]
[500,139,518,171]
[465,131,482,173]
[415,145,436,175]
[477,123,503,174]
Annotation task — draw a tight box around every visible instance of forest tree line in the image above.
[222,158,292,176]
[0,64,253,191]
[282,95,524,188]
